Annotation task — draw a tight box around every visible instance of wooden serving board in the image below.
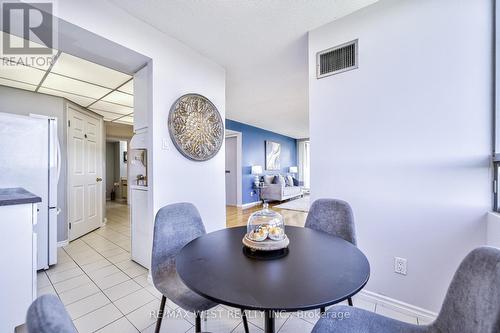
[242,234,289,251]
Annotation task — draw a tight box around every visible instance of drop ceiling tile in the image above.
[101,91,133,107]
[0,62,45,85]
[117,80,133,94]
[42,73,111,99]
[0,77,37,91]
[51,52,131,89]
[90,100,133,115]
[38,87,96,107]
[88,109,128,120]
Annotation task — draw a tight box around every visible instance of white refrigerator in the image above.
[0,112,60,270]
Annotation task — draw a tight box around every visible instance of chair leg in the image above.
[241,309,250,333]
[155,296,166,333]
[195,312,202,333]
[348,297,353,306]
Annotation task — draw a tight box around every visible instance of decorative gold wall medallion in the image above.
[168,94,224,161]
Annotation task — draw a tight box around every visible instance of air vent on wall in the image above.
[316,39,358,79]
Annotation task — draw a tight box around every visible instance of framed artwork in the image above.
[266,140,281,170]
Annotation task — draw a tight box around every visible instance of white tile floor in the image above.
[34,202,429,332]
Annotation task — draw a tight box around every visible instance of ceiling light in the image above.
[0,77,37,91]
[117,80,133,94]
[90,100,133,114]
[42,73,111,99]
[88,109,129,120]
[51,52,131,89]
[102,90,133,107]
[0,63,45,85]
[38,87,96,107]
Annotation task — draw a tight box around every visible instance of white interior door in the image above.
[225,136,237,206]
[68,105,103,240]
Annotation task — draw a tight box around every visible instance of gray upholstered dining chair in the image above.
[305,198,357,310]
[26,294,76,333]
[312,246,500,333]
[152,202,249,333]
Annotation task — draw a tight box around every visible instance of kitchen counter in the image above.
[0,186,40,331]
[0,187,41,206]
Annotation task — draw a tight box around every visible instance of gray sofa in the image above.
[260,174,302,202]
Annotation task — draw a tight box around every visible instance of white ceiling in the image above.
[0,32,134,125]
[110,0,377,138]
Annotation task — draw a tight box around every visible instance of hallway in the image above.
[100,202,132,252]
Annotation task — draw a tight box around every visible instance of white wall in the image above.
[487,212,500,247]
[309,0,492,312]
[56,0,226,232]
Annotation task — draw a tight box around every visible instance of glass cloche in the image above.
[245,203,286,244]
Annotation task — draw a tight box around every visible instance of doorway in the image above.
[2,9,152,276]
[105,140,128,203]
[225,130,242,207]
[225,136,237,205]
[103,134,132,251]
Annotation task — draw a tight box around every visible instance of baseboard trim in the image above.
[240,201,261,209]
[358,290,438,321]
[57,240,69,247]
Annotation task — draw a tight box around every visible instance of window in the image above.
[298,140,310,189]
[494,3,500,211]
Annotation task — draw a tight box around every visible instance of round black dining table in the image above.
[176,226,370,333]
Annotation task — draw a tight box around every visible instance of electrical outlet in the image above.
[394,257,407,275]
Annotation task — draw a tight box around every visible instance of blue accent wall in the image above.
[226,119,297,204]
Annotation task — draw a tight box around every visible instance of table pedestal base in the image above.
[264,310,275,333]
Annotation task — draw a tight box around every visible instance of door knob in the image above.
[96,177,103,182]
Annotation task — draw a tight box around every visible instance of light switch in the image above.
[162,138,169,150]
